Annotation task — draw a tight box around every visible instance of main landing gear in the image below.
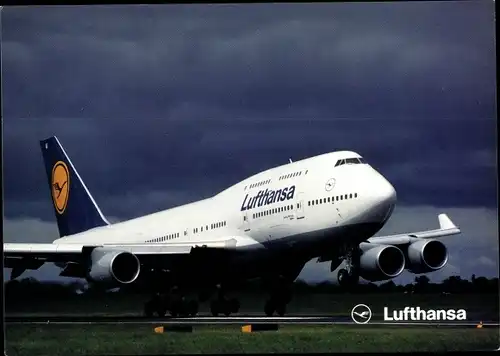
[263,277,293,317]
[144,288,199,317]
[210,285,240,317]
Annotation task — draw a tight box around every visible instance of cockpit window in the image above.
[335,157,366,167]
[345,158,359,165]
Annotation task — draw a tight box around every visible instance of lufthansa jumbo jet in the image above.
[4,136,461,317]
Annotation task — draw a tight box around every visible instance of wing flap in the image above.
[3,236,263,267]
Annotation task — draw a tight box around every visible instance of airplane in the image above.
[3,136,461,317]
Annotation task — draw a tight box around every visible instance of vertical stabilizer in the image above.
[40,136,110,237]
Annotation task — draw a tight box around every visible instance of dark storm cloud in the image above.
[2,2,496,220]
[2,3,495,120]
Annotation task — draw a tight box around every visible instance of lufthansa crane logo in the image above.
[325,178,336,192]
[351,304,372,324]
[51,161,70,214]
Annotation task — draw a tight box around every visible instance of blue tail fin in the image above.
[40,136,110,237]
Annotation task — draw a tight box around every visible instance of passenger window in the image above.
[336,196,339,201]
[308,201,311,206]
[328,197,331,202]
[340,196,343,200]
[349,194,352,199]
[354,193,358,198]
[315,199,318,204]
[344,194,348,199]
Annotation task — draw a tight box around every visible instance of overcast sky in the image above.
[2,3,497,285]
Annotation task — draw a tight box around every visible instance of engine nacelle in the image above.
[406,239,448,274]
[87,248,141,286]
[359,244,405,282]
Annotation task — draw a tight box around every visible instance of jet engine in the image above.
[87,248,141,286]
[359,244,405,282]
[406,239,448,273]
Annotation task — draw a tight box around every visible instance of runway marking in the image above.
[5,315,499,327]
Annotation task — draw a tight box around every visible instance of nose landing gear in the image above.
[336,245,360,288]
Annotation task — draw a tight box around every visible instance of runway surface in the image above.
[5,315,499,327]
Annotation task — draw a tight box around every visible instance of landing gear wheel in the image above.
[229,298,240,314]
[144,301,154,317]
[188,300,199,316]
[275,303,286,317]
[170,299,183,317]
[210,300,219,317]
[264,300,275,317]
[337,268,359,287]
[337,268,350,286]
[156,306,167,317]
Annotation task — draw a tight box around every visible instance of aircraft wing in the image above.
[3,236,264,279]
[366,213,461,246]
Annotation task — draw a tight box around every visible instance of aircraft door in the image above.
[242,210,251,232]
[296,192,305,219]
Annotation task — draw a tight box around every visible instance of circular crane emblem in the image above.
[51,161,70,214]
[325,178,336,192]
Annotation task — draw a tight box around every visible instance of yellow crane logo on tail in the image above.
[51,161,70,214]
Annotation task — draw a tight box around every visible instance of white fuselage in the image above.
[53,151,397,266]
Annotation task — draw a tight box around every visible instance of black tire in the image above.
[337,268,350,286]
[229,298,240,314]
[188,300,199,316]
[156,307,167,317]
[275,303,286,317]
[264,300,274,317]
[210,300,219,317]
[144,301,154,317]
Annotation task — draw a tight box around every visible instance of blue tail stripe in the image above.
[40,136,110,237]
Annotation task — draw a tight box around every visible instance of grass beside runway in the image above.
[5,324,499,355]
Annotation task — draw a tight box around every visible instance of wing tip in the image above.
[438,213,458,230]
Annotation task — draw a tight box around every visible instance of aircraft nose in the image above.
[377,178,397,222]
[379,178,397,205]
